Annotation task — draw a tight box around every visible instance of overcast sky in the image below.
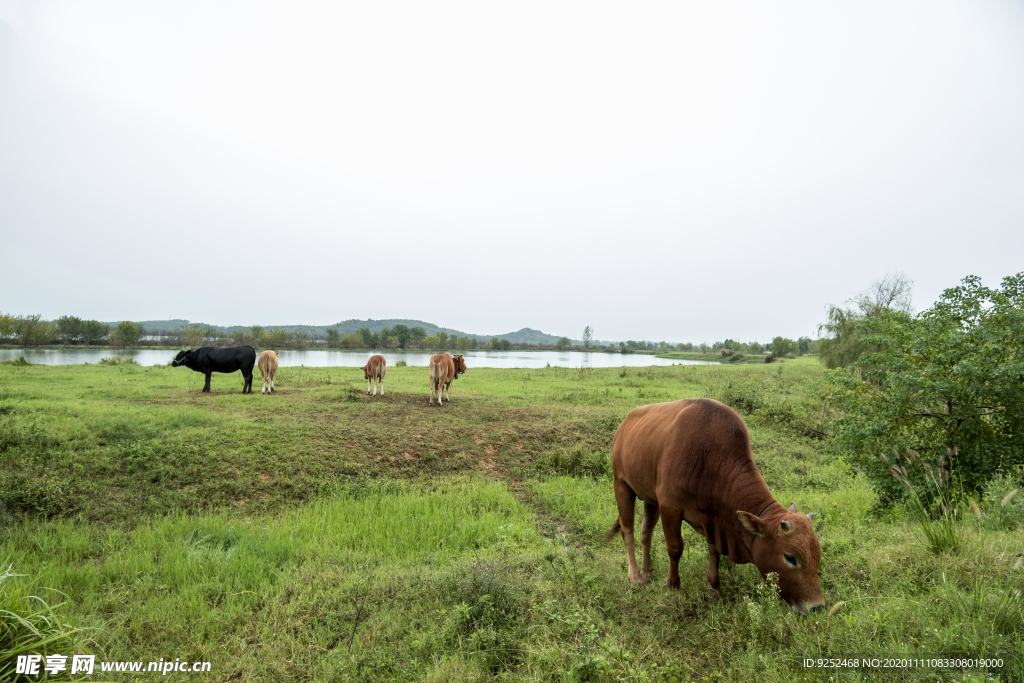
[1,1,1022,342]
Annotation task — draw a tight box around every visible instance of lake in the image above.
[0,348,714,368]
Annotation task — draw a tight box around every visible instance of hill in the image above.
[112,319,567,344]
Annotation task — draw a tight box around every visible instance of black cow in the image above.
[171,346,257,394]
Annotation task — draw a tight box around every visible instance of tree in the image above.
[326,329,340,348]
[392,324,411,348]
[81,320,109,345]
[358,328,374,347]
[770,336,796,359]
[56,315,83,344]
[0,312,16,341]
[582,326,593,349]
[249,326,265,347]
[819,272,914,369]
[556,337,571,350]
[110,321,143,350]
[264,328,289,349]
[827,273,1024,503]
[179,324,208,349]
[436,331,449,350]
[410,327,427,347]
[339,332,363,349]
[798,336,811,355]
[14,315,55,347]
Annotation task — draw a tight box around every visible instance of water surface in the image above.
[0,348,714,368]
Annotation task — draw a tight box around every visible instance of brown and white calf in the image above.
[428,353,466,405]
[258,350,278,394]
[362,355,386,396]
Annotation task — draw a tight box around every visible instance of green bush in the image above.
[827,273,1024,503]
[0,356,31,366]
[445,559,524,633]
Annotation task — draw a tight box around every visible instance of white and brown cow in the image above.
[428,353,467,406]
[258,350,278,394]
[362,354,386,396]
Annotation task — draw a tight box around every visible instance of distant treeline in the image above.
[0,312,817,357]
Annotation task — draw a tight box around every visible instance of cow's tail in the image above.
[601,519,622,545]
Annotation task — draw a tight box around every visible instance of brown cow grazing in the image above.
[258,350,278,394]
[428,353,467,405]
[362,355,386,396]
[606,398,824,614]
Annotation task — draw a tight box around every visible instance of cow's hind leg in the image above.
[660,507,685,589]
[613,477,642,584]
[243,368,253,394]
[639,501,659,584]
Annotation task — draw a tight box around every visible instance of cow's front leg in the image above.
[203,373,212,392]
[639,501,659,584]
[660,507,684,589]
[367,378,372,395]
[705,542,721,596]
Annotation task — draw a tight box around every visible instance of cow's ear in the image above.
[737,511,766,537]
[806,512,816,522]
[788,501,798,513]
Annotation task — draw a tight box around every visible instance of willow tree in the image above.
[818,271,913,369]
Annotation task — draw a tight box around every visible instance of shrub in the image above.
[827,273,1024,503]
[99,356,139,366]
[0,356,31,366]
[544,445,609,478]
[445,559,524,632]
[394,360,407,367]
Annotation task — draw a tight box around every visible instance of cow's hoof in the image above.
[640,571,652,584]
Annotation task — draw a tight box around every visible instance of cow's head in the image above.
[171,349,193,368]
[737,501,824,615]
[361,364,370,379]
[452,354,467,379]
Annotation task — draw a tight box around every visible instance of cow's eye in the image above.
[783,553,799,568]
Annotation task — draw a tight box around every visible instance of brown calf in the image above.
[362,355,386,396]
[258,350,278,394]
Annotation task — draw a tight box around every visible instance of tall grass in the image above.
[0,565,95,680]
[98,355,138,366]
[889,448,964,554]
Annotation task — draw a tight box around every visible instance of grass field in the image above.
[1,358,1022,681]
